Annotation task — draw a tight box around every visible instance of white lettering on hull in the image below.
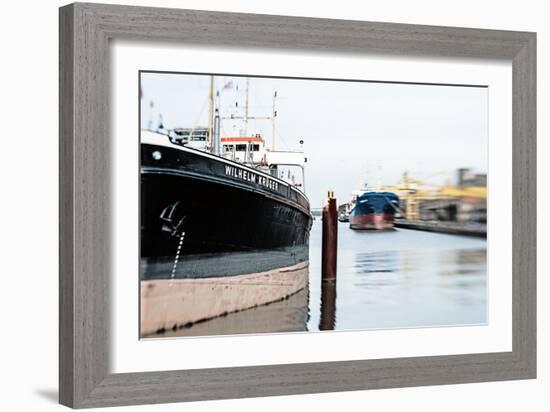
[225,165,279,191]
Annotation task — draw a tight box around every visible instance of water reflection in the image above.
[159,286,310,337]
[438,248,487,276]
[354,250,399,274]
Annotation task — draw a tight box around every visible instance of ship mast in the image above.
[208,76,214,151]
[244,78,250,136]
[213,99,220,156]
[272,91,277,151]
[217,78,281,162]
[220,79,276,139]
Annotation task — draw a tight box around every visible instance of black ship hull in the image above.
[140,138,312,281]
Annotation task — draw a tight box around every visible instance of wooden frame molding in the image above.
[59,2,536,408]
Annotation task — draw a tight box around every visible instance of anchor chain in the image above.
[170,231,186,279]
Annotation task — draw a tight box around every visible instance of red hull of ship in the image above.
[349,212,395,230]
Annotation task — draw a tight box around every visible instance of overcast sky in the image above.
[140,72,488,208]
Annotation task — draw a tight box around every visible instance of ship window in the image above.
[224,145,234,152]
[236,144,247,151]
[251,144,260,151]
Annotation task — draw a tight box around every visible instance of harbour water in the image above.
[309,220,487,331]
[161,220,486,337]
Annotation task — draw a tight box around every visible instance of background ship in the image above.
[140,76,312,336]
[337,202,351,222]
[349,189,400,230]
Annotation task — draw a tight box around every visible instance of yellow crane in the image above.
[381,171,486,220]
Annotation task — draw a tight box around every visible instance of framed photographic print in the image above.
[59,2,536,408]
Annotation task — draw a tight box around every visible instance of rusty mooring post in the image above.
[319,278,337,330]
[321,191,338,280]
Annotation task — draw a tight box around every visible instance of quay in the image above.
[394,219,486,237]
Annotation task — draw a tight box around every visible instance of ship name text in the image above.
[225,165,279,191]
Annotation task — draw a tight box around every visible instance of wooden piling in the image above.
[321,191,338,280]
[319,279,337,331]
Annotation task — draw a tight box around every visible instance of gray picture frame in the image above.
[59,2,536,408]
